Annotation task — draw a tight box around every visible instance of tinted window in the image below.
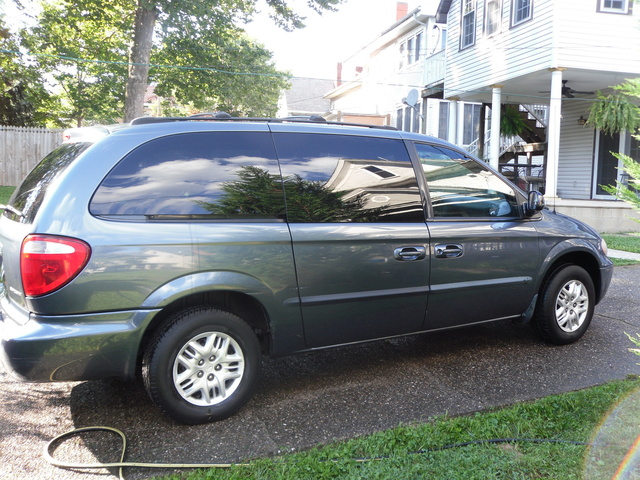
[415,143,519,218]
[90,132,284,219]
[5,142,90,224]
[273,133,424,223]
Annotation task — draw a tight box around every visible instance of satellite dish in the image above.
[403,88,419,107]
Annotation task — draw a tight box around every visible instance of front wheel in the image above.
[142,307,261,424]
[533,265,595,345]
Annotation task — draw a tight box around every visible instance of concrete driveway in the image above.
[1,265,639,480]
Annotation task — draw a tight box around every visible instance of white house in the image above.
[325,2,473,135]
[325,0,640,232]
[439,0,640,231]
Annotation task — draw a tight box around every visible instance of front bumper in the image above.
[598,262,614,305]
[0,299,159,382]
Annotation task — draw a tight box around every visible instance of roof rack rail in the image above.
[130,113,398,131]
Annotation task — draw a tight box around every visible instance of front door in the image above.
[413,142,539,330]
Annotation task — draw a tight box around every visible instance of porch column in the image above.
[456,100,465,146]
[490,85,503,170]
[546,68,565,198]
[448,98,458,144]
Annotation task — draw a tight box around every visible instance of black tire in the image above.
[533,265,595,345]
[142,307,261,424]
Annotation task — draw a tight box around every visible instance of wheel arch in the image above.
[538,245,604,304]
[136,275,274,376]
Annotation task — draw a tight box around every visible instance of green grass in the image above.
[602,234,640,265]
[602,233,640,254]
[0,186,15,205]
[152,377,640,480]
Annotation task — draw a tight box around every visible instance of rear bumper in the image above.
[0,299,159,382]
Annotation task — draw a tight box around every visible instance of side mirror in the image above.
[525,190,545,217]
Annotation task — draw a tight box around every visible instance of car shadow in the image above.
[64,320,539,479]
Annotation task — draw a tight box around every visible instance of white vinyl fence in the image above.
[0,126,63,186]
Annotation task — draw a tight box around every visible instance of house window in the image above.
[461,0,476,49]
[399,33,423,68]
[438,102,450,140]
[397,105,422,133]
[414,32,422,63]
[406,37,414,65]
[463,103,482,146]
[434,26,447,52]
[485,0,502,36]
[597,0,630,14]
[512,0,532,26]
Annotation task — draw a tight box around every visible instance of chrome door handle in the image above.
[434,244,463,258]
[394,246,427,261]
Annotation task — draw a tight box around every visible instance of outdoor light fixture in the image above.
[577,115,587,126]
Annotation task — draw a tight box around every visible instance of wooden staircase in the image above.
[498,107,547,193]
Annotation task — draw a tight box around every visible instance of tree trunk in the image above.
[124,3,158,122]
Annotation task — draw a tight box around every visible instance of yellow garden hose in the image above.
[44,426,249,480]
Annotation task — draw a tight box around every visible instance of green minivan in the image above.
[0,116,613,424]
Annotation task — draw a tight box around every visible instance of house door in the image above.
[593,131,621,198]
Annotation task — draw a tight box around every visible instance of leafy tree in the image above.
[152,24,288,117]
[20,0,132,127]
[0,14,53,126]
[11,0,339,124]
[123,0,343,121]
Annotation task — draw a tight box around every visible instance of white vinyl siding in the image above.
[445,0,640,101]
[555,2,639,72]
[446,1,553,99]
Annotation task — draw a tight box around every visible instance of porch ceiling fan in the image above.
[539,80,595,98]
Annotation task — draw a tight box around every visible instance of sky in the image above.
[244,0,420,80]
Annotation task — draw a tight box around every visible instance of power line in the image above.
[0,48,292,79]
[0,47,628,104]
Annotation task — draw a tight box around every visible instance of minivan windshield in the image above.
[4,142,91,224]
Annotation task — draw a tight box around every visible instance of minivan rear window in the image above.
[4,142,90,224]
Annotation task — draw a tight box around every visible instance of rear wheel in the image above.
[533,265,595,345]
[142,307,260,424]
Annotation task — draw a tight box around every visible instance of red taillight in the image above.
[21,235,91,297]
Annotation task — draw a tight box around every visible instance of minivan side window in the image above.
[6,142,91,224]
[90,132,285,220]
[415,143,519,218]
[272,133,424,223]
